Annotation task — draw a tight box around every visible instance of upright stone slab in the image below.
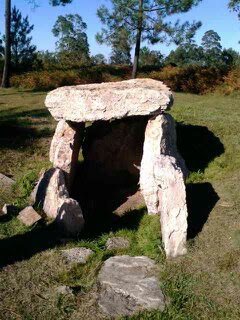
[140,114,188,258]
[154,156,188,258]
[50,120,84,189]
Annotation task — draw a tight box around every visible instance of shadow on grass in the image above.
[176,122,223,239]
[176,122,225,172]
[187,182,220,239]
[0,208,145,268]
[0,108,53,150]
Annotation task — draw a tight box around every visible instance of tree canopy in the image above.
[96,0,203,77]
[139,46,163,67]
[52,14,90,67]
[49,0,73,6]
[229,0,240,18]
[9,6,36,69]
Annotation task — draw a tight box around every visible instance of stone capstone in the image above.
[17,206,41,226]
[98,255,166,317]
[105,237,130,250]
[31,168,84,235]
[61,247,93,264]
[45,79,173,122]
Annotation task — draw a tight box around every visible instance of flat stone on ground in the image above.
[17,206,41,226]
[0,173,14,189]
[61,247,93,264]
[98,255,166,317]
[45,79,173,122]
[106,237,130,250]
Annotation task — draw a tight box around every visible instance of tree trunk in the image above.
[132,0,143,79]
[1,0,11,88]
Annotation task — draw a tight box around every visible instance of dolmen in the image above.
[31,79,189,258]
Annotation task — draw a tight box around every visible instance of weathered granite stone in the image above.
[98,255,166,317]
[17,206,41,226]
[61,247,93,264]
[50,120,84,189]
[45,79,173,122]
[140,114,188,215]
[0,173,14,189]
[1,204,18,216]
[106,237,130,250]
[140,114,188,258]
[154,156,188,258]
[31,168,84,234]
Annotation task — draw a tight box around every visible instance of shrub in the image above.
[9,65,132,91]
[8,64,240,95]
[216,66,240,94]
[149,65,228,94]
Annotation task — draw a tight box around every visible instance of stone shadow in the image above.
[186,182,220,239]
[0,108,53,150]
[176,122,225,172]
[175,122,224,239]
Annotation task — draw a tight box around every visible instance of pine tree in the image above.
[52,14,90,67]
[10,6,37,69]
[96,0,202,78]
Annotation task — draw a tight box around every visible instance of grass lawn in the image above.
[0,88,240,319]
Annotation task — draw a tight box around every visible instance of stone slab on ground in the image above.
[106,237,130,250]
[0,173,14,189]
[17,206,41,226]
[98,255,166,317]
[61,247,94,264]
[1,204,18,216]
[45,79,173,122]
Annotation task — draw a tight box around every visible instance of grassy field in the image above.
[0,88,240,319]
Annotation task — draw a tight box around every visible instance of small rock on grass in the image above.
[106,237,130,250]
[55,285,73,295]
[17,206,42,226]
[0,173,14,189]
[1,204,18,216]
[61,247,94,264]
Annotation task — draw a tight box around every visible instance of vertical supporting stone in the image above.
[50,120,85,190]
[154,155,188,258]
[140,114,188,258]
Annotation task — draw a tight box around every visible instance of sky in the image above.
[0,0,239,59]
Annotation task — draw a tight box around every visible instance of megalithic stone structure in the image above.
[31,79,188,257]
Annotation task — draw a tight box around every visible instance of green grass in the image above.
[0,88,240,319]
